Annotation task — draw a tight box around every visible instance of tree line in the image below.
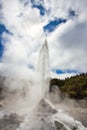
[50,73,87,99]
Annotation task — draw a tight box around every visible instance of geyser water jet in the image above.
[37,39,50,98]
[0,40,86,130]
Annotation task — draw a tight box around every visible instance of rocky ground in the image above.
[0,113,23,130]
[66,107,87,127]
[0,99,86,130]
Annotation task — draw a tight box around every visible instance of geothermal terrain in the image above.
[0,76,87,130]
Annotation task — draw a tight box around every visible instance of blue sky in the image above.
[0,24,12,59]
[0,24,8,58]
[52,69,78,74]
[31,0,46,16]
[43,18,67,33]
[0,0,87,78]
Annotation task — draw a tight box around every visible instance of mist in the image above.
[0,40,86,130]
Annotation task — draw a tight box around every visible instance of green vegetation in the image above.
[50,73,87,99]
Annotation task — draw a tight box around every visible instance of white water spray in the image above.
[37,39,50,98]
[0,40,86,130]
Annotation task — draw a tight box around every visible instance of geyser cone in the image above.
[36,98,58,114]
[38,39,50,98]
[18,99,68,130]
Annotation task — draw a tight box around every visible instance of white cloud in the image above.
[0,0,87,79]
[50,71,76,79]
[48,18,87,72]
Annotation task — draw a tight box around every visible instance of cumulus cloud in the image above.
[0,0,87,79]
[48,19,87,72]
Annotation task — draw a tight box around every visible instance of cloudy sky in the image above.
[0,0,87,79]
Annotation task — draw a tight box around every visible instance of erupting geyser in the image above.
[0,40,86,130]
[38,39,50,98]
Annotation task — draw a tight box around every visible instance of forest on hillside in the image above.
[0,73,87,100]
[50,73,87,99]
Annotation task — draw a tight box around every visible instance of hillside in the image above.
[0,73,87,100]
[50,73,87,99]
